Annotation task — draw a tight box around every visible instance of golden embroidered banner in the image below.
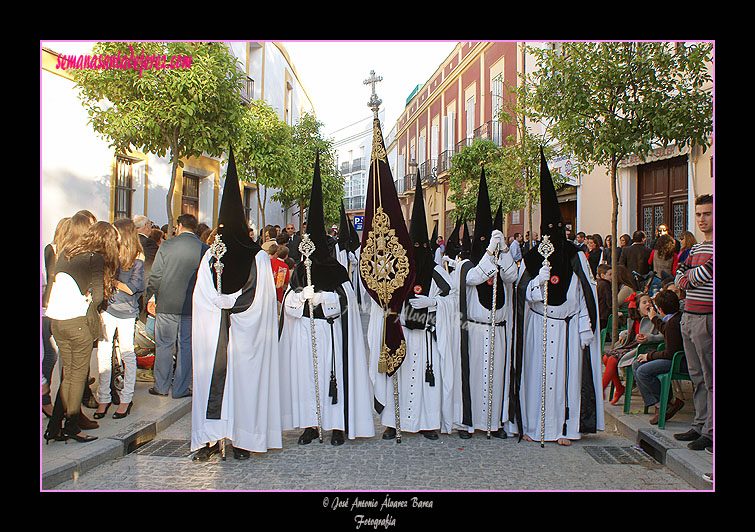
[359,118,415,376]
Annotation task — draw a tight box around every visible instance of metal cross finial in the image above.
[364,70,383,117]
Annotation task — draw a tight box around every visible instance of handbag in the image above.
[110,329,125,405]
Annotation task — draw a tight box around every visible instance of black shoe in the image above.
[459,430,473,440]
[43,430,67,444]
[232,447,251,460]
[149,387,168,397]
[687,435,713,451]
[93,403,111,419]
[382,427,397,440]
[491,428,508,439]
[112,402,133,419]
[192,443,219,462]
[421,430,439,440]
[297,427,319,445]
[673,428,701,441]
[61,429,97,443]
[331,430,345,446]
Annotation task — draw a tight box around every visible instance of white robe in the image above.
[451,251,518,434]
[190,249,282,453]
[278,281,374,440]
[517,251,605,441]
[367,265,457,434]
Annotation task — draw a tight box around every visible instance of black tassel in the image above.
[425,330,435,386]
[425,362,435,387]
[329,372,338,404]
[327,318,338,404]
[562,407,569,436]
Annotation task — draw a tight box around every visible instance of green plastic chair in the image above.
[655,351,691,429]
[623,341,664,414]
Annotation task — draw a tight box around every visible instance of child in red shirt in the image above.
[270,245,290,303]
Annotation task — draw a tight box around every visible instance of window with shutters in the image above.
[182,172,200,217]
[114,156,135,219]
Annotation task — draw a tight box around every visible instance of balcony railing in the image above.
[394,120,507,195]
[239,75,255,105]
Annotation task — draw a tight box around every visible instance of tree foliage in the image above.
[73,41,246,226]
[234,99,293,229]
[496,79,566,236]
[522,41,713,345]
[275,112,343,230]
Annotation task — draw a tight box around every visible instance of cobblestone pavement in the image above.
[52,407,693,492]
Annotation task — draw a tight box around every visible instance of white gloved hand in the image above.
[580,329,594,349]
[300,285,315,302]
[409,294,436,309]
[537,264,551,286]
[444,256,457,269]
[486,230,503,254]
[213,289,242,309]
[311,291,325,306]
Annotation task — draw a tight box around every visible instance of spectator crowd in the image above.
[42,194,713,470]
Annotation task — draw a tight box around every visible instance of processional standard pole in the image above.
[537,235,554,448]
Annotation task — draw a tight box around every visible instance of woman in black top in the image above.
[44,221,120,443]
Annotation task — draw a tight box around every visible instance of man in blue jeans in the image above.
[145,213,209,398]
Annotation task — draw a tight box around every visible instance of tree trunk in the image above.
[299,196,306,232]
[610,153,619,349]
[256,182,267,229]
[166,153,179,235]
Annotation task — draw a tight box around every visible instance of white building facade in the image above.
[41,41,314,264]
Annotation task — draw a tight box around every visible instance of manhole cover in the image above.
[132,439,192,458]
[583,446,657,465]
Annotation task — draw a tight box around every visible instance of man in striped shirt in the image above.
[673,194,713,453]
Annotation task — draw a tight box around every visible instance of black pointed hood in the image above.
[408,171,434,299]
[521,147,578,306]
[213,147,260,294]
[493,201,503,232]
[290,152,350,292]
[470,167,493,265]
[461,220,472,260]
[470,167,504,310]
[347,213,361,253]
[444,217,463,259]
[338,200,350,250]
[430,222,439,254]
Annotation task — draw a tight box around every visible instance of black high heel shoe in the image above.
[61,429,98,443]
[44,430,67,444]
[112,402,133,419]
[93,403,111,419]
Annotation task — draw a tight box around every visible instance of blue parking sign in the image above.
[354,215,364,230]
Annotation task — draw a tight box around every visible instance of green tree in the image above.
[447,139,504,224]
[496,80,566,238]
[524,41,713,345]
[73,41,246,226]
[275,112,343,230]
[234,99,293,230]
